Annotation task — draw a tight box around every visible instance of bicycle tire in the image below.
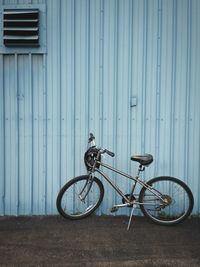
[56,175,104,220]
[139,176,194,225]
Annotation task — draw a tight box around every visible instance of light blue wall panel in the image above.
[3,55,18,215]
[45,0,61,214]
[60,0,75,194]
[0,0,200,215]
[32,55,46,214]
[0,55,4,214]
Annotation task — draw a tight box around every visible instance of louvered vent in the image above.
[3,9,39,47]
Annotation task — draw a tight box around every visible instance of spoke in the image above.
[172,186,185,196]
[172,185,181,194]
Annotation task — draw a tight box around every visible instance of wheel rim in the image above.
[60,178,101,218]
[141,179,191,223]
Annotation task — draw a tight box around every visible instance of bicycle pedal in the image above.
[110,206,119,213]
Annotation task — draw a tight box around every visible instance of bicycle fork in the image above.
[78,174,94,202]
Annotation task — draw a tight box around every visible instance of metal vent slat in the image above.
[4,27,38,31]
[4,10,38,14]
[3,35,38,40]
[3,9,39,47]
[4,19,38,22]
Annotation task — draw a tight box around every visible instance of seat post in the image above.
[137,164,145,176]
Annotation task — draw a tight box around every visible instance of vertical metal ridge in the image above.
[128,0,133,179]
[72,0,76,213]
[55,0,61,213]
[43,53,47,215]
[29,53,33,214]
[87,0,91,133]
[58,0,62,193]
[0,55,5,215]
[184,0,192,185]
[170,0,177,176]
[72,0,76,180]
[98,0,105,147]
[85,0,89,139]
[99,0,104,146]
[141,0,148,154]
[45,0,50,214]
[155,0,162,174]
[73,0,77,179]
[115,0,120,210]
[197,0,200,214]
[2,55,5,215]
[114,0,119,165]
[15,53,19,215]
[114,0,119,211]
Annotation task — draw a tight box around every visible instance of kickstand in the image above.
[127,204,136,231]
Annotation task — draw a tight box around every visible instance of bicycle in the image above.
[56,133,194,229]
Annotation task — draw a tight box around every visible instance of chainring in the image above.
[122,194,136,207]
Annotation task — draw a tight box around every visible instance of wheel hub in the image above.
[161,195,172,206]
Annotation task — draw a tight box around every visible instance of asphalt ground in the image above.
[0,215,199,266]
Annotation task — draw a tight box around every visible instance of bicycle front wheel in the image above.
[56,175,104,219]
[139,176,194,225]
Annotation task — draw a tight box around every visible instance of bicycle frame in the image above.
[91,161,164,206]
[84,134,165,208]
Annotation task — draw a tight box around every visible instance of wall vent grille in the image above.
[3,9,39,47]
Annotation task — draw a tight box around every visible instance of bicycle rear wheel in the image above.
[139,176,194,225]
[56,175,104,219]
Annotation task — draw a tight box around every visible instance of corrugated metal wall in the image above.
[0,0,200,216]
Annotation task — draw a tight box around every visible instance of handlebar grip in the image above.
[105,149,115,157]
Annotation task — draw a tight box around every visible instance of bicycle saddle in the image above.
[131,154,153,166]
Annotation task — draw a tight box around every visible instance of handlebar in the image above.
[88,133,115,157]
[104,149,115,157]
